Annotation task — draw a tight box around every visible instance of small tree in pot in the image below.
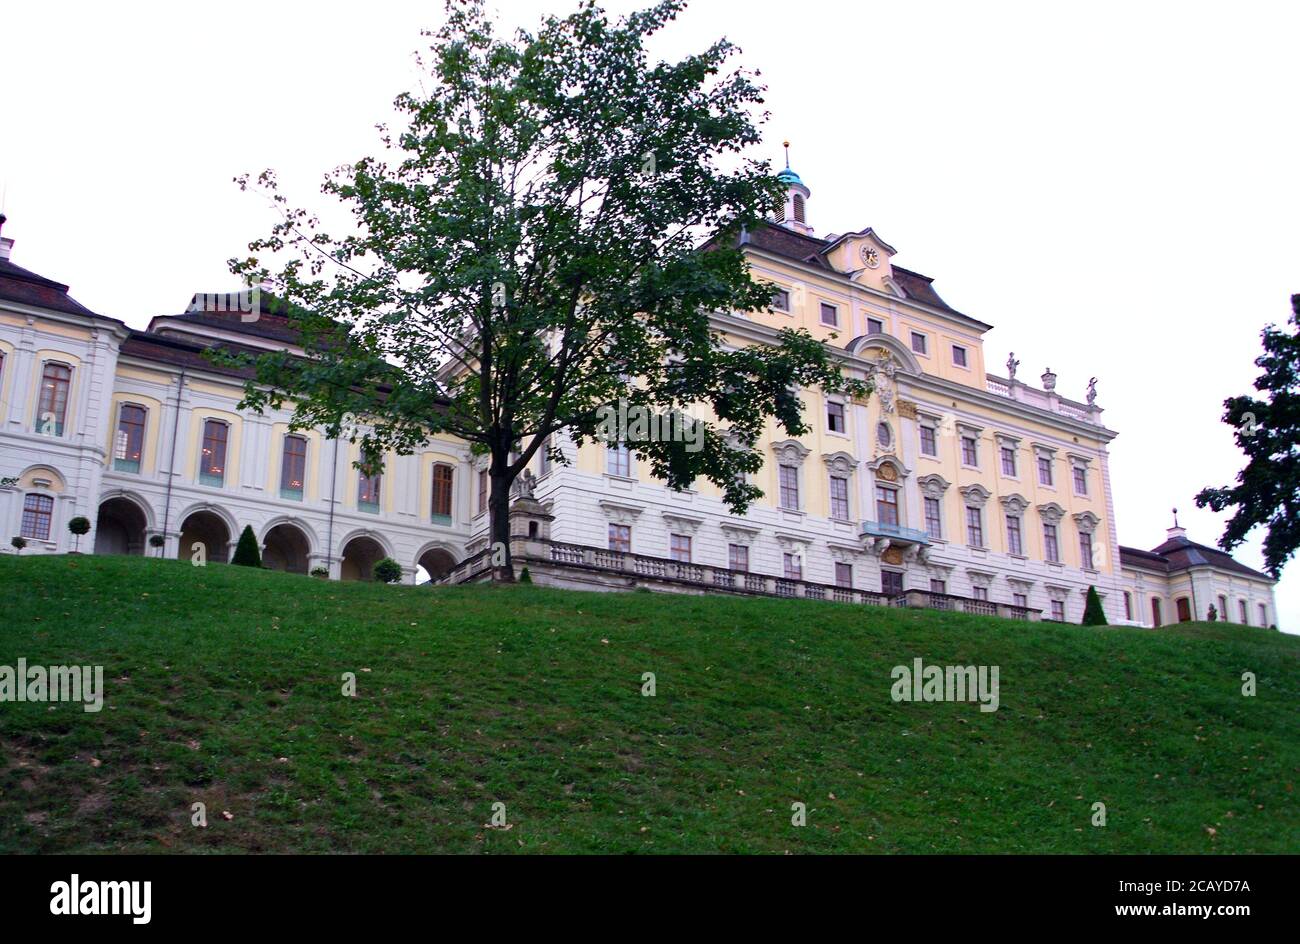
[11,536,27,554]
[67,516,91,553]
[149,534,166,557]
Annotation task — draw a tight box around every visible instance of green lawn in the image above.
[0,554,1295,853]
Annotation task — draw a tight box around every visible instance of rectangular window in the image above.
[477,468,488,515]
[1014,592,1029,609]
[20,494,54,541]
[1038,456,1053,486]
[930,578,946,595]
[358,469,382,513]
[1079,532,1094,569]
[1051,600,1066,621]
[1000,446,1017,477]
[1044,524,1060,563]
[280,435,306,500]
[830,476,851,520]
[836,562,854,588]
[728,543,749,572]
[826,401,846,433]
[606,444,631,477]
[1239,599,1248,624]
[881,570,904,595]
[1073,466,1088,495]
[783,552,802,580]
[36,362,72,436]
[952,345,968,367]
[1217,594,1227,619]
[113,403,146,473]
[1259,603,1268,625]
[866,317,884,336]
[1006,515,1023,555]
[972,586,989,602]
[670,533,692,563]
[432,464,454,521]
[961,435,978,467]
[966,506,984,547]
[876,486,898,526]
[1125,591,1133,620]
[779,465,800,510]
[770,287,790,312]
[199,419,228,487]
[920,424,937,456]
[820,302,838,326]
[910,331,927,355]
[608,523,631,553]
[924,496,943,539]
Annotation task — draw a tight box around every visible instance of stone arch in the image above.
[178,505,235,564]
[16,464,68,492]
[339,529,393,582]
[261,521,313,575]
[843,335,923,375]
[415,542,460,584]
[97,488,156,530]
[94,494,152,556]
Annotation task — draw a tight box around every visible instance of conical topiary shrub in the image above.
[1081,585,1107,626]
[231,525,262,567]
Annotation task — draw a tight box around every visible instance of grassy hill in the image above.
[0,554,1295,854]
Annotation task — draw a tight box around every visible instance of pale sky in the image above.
[3,0,1297,628]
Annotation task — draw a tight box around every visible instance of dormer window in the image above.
[770,287,791,312]
[952,345,969,368]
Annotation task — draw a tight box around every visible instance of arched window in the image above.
[280,435,307,499]
[36,362,72,436]
[358,466,382,513]
[199,420,229,487]
[21,493,55,541]
[432,463,455,522]
[114,403,147,473]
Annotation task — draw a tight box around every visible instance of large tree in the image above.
[1195,294,1300,578]
[226,0,867,580]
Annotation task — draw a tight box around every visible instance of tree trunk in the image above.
[489,466,515,583]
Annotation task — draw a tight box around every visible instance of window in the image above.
[779,465,800,510]
[920,424,937,457]
[1037,456,1054,486]
[358,468,382,513]
[477,468,488,515]
[728,544,749,572]
[1073,466,1088,495]
[1051,600,1066,621]
[820,303,838,326]
[1079,532,1094,570]
[1014,592,1029,609]
[1217,595,1227,619]
[1043,524,1060,563]
[972,586,989,602]
[1006,515,1023,555]
[965,506,984,547]
[36,362,72,436]
[960,435,978,467]
[830,476,851,520]
[1239,599,1248,625]
[606,443,632,477]
[881,570,904,595]
[670,533,692,563]
[20,494,54,541]
[875,485,898,526]
[280,435,306,500]
[1124,591,1133,620]
[952,345,968,367]
[1176,597,1192,622]
[432,464,454,521]
[930,578,946,595]
[113,404,146,473]
[770,287,791,312]
[538,436,552,476]
[199,419,228,487]
[826,401,846,433]
[783,552,802,580]
[608,523,631,553]
[924,496,943,540]
[836,563,853,589]
[1152,598,1163,626]
[866,317,884,336]
[1000,446,1017,477]
[1259,603,1268,625]
[910,332,927,355]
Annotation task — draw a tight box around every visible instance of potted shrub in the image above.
[372,558,403,584]
[310,565,329,579]
[149,534,166,557]
[10,536,27,554]
[67,516,91,552]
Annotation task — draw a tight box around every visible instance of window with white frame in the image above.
[924,496,943,540]
[910,331,927,355]
[960,435,979,467]
[1073,465,1088,495]
[606,443,632,477]
[199,419,228,487]
[1043,523,1060,563]
[876,485,899,526]
[1051,600,1066,621]
[114,403,147,473]
[783,552,802,580]
[1239,599,1248,624]
[835,562,853,588]
[920,423,937,457]
[820,302,838,326]
[1037,456,1053,486]
[280,434,307,500]
[669,533,692,563]
[930,578,947,594]
[778,465,800,510]
[965,506,984,547]
[36,362,72,436]
[21,494,54,541]
[608,523,631,553]
[952,345,968,367]
[432,464,454,520]
[1217,594,1227,618]
[826,401,846,433]
[477,467,488,514]
[1079,532,1094,569]
[830,475,851,520]
[866,317,884,336]
[972,585,989,602]
[1014,592,1029,608]
[770,287,791,312]
[1000,445,1017,477]
[1259,602,1268,625]
[728,544,749,572]
[1006,514,1023,555]
[358,468,382,513]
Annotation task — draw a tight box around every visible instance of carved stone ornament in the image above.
[882,546,905,566]
[876,462,899,483]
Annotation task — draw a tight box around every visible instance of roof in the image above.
[1119,535,1274,582]
[0,256,105,320]
[148,292,310,346]
[118,330,262,381]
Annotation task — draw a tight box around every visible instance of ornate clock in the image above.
[860,244,881,269]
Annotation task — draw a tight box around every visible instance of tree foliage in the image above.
[224,0,868,579]
[231,525,262,568]
[1081,585,1107,626]
[1195,295,1300,578]
[373,558,404,584]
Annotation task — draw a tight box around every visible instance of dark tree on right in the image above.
[1195,295,1300,579]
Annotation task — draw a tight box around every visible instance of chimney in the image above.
[0,214,12,262]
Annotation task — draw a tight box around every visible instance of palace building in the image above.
[0,164,1280,628]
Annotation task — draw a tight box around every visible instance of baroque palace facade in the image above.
[0,165,1280,628]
